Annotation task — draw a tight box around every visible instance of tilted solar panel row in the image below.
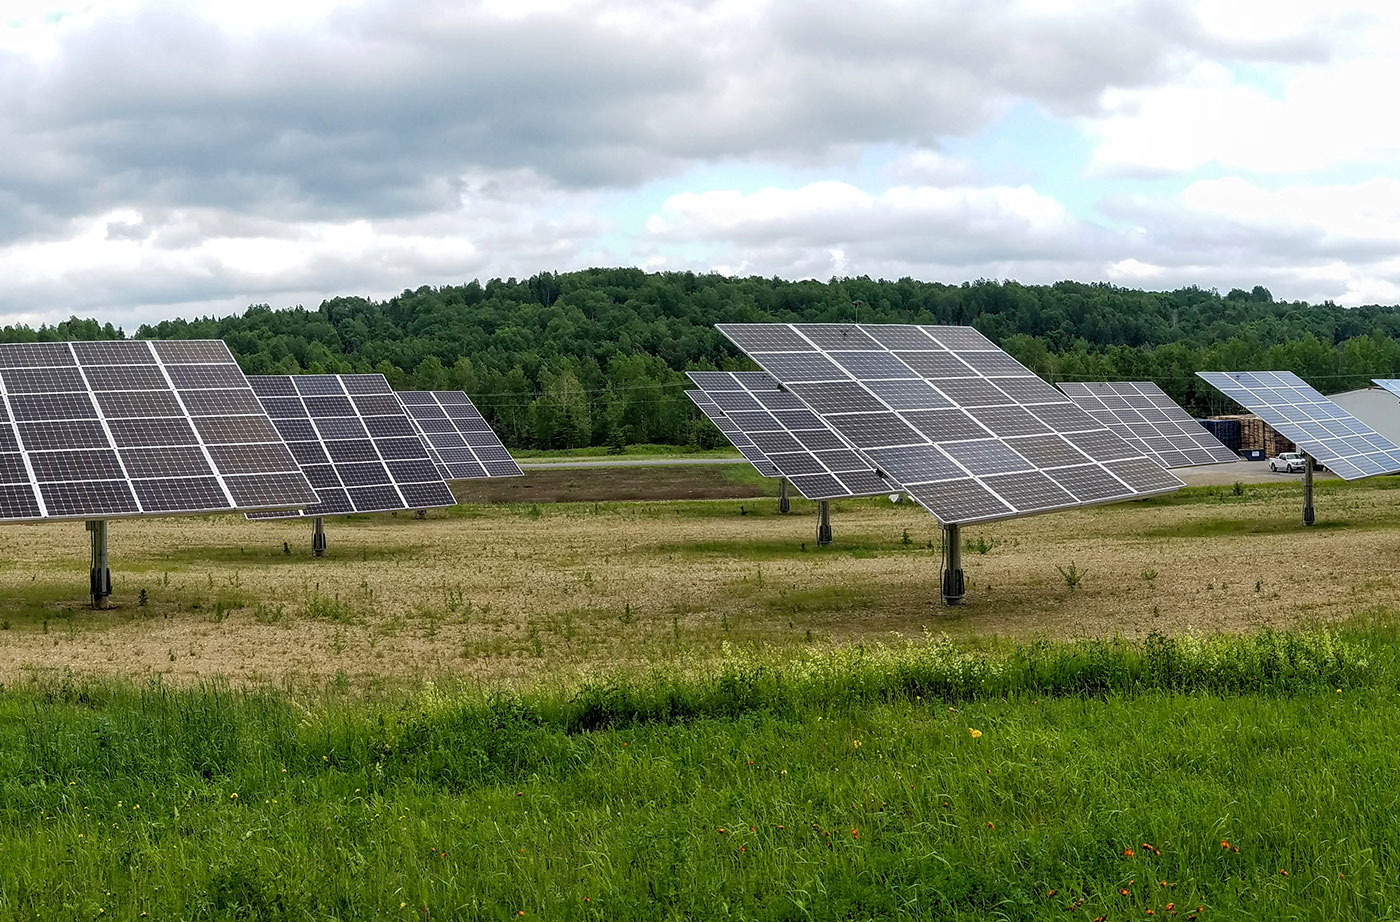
[0,340,315,521]
[717,323,1182,524]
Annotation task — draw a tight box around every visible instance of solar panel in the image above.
[686,371,892,499]
[247,374,458,517]
[0,340,316,522]
[717,323,1183,524]
[1059,381,1238,468]
[685,389,782,478]
[1200,372,1400,479]
[395,391,522,480]
[1371,379,1400,404]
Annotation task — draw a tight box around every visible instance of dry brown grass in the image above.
[0,477,1397,687]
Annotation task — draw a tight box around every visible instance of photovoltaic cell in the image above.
[0,339,315,522]
[685,390,782,478]
[717,323,1183,524]
[247,374,458,518]
[1196,372,1400,480]
[686,371,893,500]
[395,391,522,480]
[1060,381,1237,468]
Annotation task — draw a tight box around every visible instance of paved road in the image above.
[1173,459,1325,486]
[519,457,748,470]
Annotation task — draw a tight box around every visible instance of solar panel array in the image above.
[717,323,1183,524]
[0,340,316,522]
[248,374,458,517]
[1199,371,1400,480]
[685,388,781,478]
[687,371,890,500]
[396,391,522,480]
[1371,379,1400,402]
[1059,381,1238,468]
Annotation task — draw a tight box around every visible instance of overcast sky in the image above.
[2,0,1398,329]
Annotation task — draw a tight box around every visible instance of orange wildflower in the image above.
[1125,847,1135,857]
[1278,869,1289,876]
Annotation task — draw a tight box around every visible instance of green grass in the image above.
[513,443,743,461]
[1,624,1396,919]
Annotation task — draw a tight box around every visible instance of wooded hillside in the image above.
[11,271,1400,449]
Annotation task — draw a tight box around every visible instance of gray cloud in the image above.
[1,0,1351,242]
[0,0,1383,325]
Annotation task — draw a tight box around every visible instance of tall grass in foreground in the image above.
[0,625,1396,919]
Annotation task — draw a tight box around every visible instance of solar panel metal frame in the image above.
[0,340,316,523]
[685,389,782,478]
[1370,379,1400,406]
[395,390,523,481]
[1199,371,1400,480]
[1059,381,1238,468]
[717,323,1183,525]
[686,370,893,500]
[247,374,458,518]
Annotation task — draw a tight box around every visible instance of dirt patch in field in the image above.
[0,478,1396,687]
[451,466,771,503]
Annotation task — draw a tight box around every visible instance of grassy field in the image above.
[3,470,1400,917]
[512,443,744,461]
[0,627,1393,920]
[0,469,1397,687]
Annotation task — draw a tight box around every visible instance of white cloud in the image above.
[1086,3,1400,175]
[0,0,1397,324]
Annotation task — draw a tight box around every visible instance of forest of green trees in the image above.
[14,270,1400,450]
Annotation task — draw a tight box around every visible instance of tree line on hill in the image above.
[12,270,1400,450]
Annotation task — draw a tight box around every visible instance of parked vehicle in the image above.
[1269,451,1308,473]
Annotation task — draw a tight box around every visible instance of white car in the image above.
[1269,451,1308,473]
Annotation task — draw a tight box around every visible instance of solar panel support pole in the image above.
[312,516,327,557]
[817,500,832,546]
[941,524,966,605]
[778,478,791,514]
[1302,453,1315,526]
[87,520,111,609]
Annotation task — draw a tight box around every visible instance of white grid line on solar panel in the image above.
[248,374,456,518]
[1058,381,1238,468]
[0,340,315,521]
[685,390,782,478]
[717,323,1182,524]
[395,391,523,480]
[250,376,385,517]
[685,370,889,499]
[685,384,784,477]
[140,341,240,512]
[724,372,893,499]
[1201,371,1400,480]
[0,357,46,516]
